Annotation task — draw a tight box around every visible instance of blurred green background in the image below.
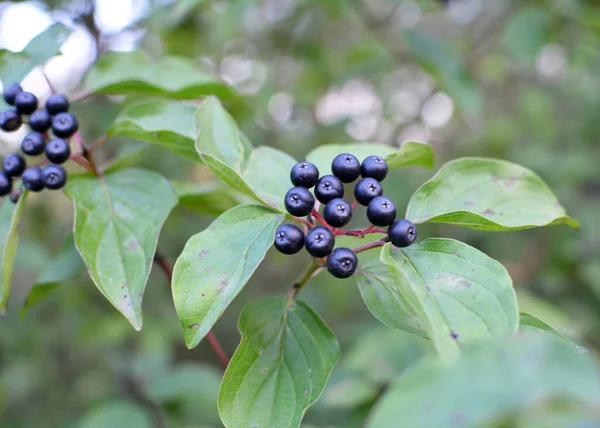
[1,0,600,427]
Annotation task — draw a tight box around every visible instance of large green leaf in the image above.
[406,158,579,230]
[218,297,340,428]
[172,181,239,217]
[172,205,284,348]
[65,169,177,330]
[0,192,28,311]
[520,312,584,352]
[108,101,199,161]
[367,333,600,428]
[85,51,235,99]
[385,141,434,169]
[380,238,518,359]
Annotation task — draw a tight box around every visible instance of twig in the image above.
[352,238,389,254]
[288,262,323,299]
[69,154,93,170]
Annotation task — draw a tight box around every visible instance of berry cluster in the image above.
[274,153,417,279]
[0,83,76,200]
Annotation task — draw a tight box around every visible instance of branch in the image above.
[288,262,323,299]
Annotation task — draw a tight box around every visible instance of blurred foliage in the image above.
[0,0,600,426]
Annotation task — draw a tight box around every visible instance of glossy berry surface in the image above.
[327,247,358,279]
[46,94,70,115]
[0,109,22,132]
[3,83,22,105]
[366,196,397,226]
[51,112,78,138]
[331,153,361,183]
[22,167,44,192]
[21,132,46,156]
[42,164,67,190]
[314,175,344,204]
[290,162,319,188]
[388,219,417,248]
[284,186,315,217]
[353,177,383,206]
[361,155,388,181]
[29,109,52,133]
[305,226,335,258]
[45,138,71,164]
[274,224,305,255]
[14,92,38,115]
[0,173,12,196]
[323,198,352,227]
[3,154,26,177]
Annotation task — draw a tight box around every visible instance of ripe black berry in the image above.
[42,164,67,190]
[314,175,344,204]
[388,219,417,248]
[9,188,21,203]
[327,247,358,279]
[290,162,319,188]
[3,83,23,105]
[22,167,44,192]
[305,226,335,258]
[331,153,361,183]
[21,132,46,156]
[14,92,38,115]
[0,173,12,196]
[45,138,71,164]
[46,94,70,115]
[353,177,383,206]
[323,198,352,227]
[29,109,52,133]
[3,154,26,178]
[284,186,315,217]
[51,112,78,138]
[361,155,388,181]
[0,109,22,132]
[366,196,397,226]
[274,224,305,255]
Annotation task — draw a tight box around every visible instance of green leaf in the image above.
[385,142,434,169]
[103,142,148,174]
[172,181,239,217]
[380,238,518,359]
[0,23,70,88]
[20,234,81,316]
[520,312,584,352]
[108,101,199,161]
[76,401,152,428]
[172,205,284,348]
[65,169,177,330]
[367,334,600,428]
[403,30,482,116]
[406,157,579,230]
[85,51,236,99]
[0,191,28,311]
[218,297,340,428]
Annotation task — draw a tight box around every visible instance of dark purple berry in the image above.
[45,138,71,164]
[14,92,38,115]
[274,224,305,255]
[323,198,352,228]
[331,153,361,183]
[327,247,358,279]
[22,167,44,192]
[353,177,383,206]
[42,164,67,190]
[51,112,78,138]
[29,109,52,133]
[290,162,319,188]
[366,196,397,226]
[46,94,70,115]
[21,132,46,156]
[284,186,315,217]
[3,154,26,177]
[388,219,417,248]
[361,155,388,181]
[305,226,335,258]
[0,173,12,196]
[3,83,23,106]
[0,109,22,132]
[314,175,344,204]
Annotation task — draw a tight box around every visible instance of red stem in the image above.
[335,225,387,237]
[351,201,359,209]
[69,154,93,170]
[311,209,333,230]
[352,238,389,254]
[153,252,230,370]
[292,216,312,228]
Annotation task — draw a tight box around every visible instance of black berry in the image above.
[331,153,361,183]
[366,196,397,226]
[51,112,78,138]
[0,173,12,196]
[314,175,344,204]
[42,164,67,190]
[388,219,417,248]
[274,224,305,255]
[14,92,38,115]
[9,188,21,203]
[3,154,26,178]
[22,167,44,192]
[3,83,23,106]
[323,198,352,228]
[45,138,71,164]
[0,109,22,132]
[46,94,70,115]
[353,177,383,206]
[290,162,319,188]
[284,186,315,217]
[361,155,388,181]
[21,132,46,156]
[29,109,52,133]
[305,226,335,258]
[327,247,358,279]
